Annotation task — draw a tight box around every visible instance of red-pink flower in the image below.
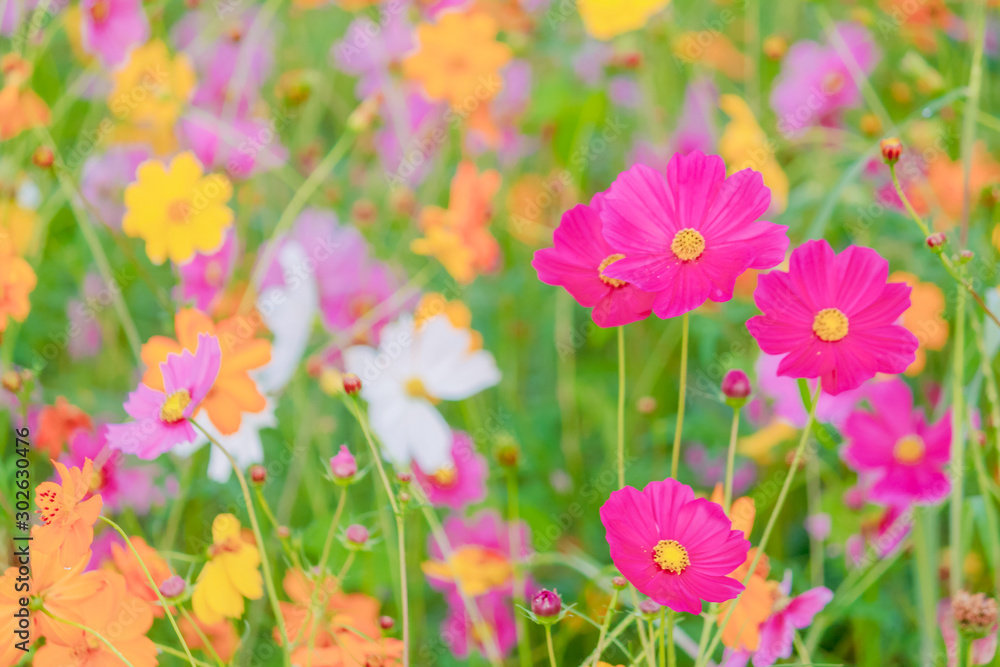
[413,431,488,511]
[532,194,655,327]
[599,478,750,614]
[597,151,789,319]
[746,240,918,395]
[842,379,951,506]
[107,333,221,460]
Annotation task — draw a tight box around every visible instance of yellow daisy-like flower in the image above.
[402,11,512,110]
[421,545,513,596]
[578,0,670,40]
[192,514,263,625]
[718,94,790,215]
[123,151,233,265]
[107,39,196,154]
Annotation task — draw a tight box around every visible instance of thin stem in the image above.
[254,486,302,568]
[617,325,626,489]
[950,285,968,596]
[345,397,400,516]
[723,408,740,513]
[701,385,821,666]
[41,608,137,667]
[336,551,357,581]
[793,632,812,665]
[591,589,619,667]
[155,643,215,667]
[98,516,196,666]
[912,509,939,664]
[629,587,657,667]
[178,605,227,667]
[508,468,532,667]
[317,488,347,575]
[545,625,558,667]
[959,0,988,242]
[806,452,823,587]
[670,313,690,479]
[303,487,347,662]
[658,609,666,667]
[396,512,410,667]
[195,423,291,666]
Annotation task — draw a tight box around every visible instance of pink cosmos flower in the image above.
[750,352,869,429]
[66,273,105,360]
[723,573,833,667]
[842,379,951,506]
[334,8,414,99]
[176,228,238,312]
[80,0,149,68]
[845,504,912,569]
[599,478,750,614]
[770,22,880,136]
[180,110,288,179]
[598,152,789,320]
[441,588,518,659]
[532,194,656,327]
[412,431,488,510]
[939,598,999,667]
[684,442,756,496]
[747,240,918,396]
[107,333,221,460]
[62,425,169,515]
[80,145,152,230]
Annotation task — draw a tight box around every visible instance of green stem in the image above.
[912,508,939,663]
[178,605,226,667]
[545,625,558,667]
[155,643,215,667]
[508,468,532,667]
[617,325,626,489]
[958,0,988,242]
[629,587,657,667]
[723,407,740,513]
[591,589,619,667]
[302,487,347,661]
[336,551,357,581]
[950,284,967,596]
[806,452,823,587]
[345,397,400,516]
[98,516,196,666]
[317,488,347,575]
[396,511,410,667]
[670,313,690,479]
[254,485,302,568]
[196,423,291,667]
[41,608,137,667]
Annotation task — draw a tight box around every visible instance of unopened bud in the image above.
[379,615,394,630]
[2,369,22,393]
[638,599,661,617]
[32,146,54,168]
[926,232,947,252]
[346,524,369,546]
[959,249,974,265]
[531,589,562,619]
[342,373,362,395]
[249,465,267,484]
[637,396,657,414]
[762,34,787,60]
[396,472,412,485]
[721,369,752,407]
[611,576,627,590]
[953,590,998,638]
[880,137,902,165]
[277,526,291,539]
[330,445,357,480]
[159,575,186,598]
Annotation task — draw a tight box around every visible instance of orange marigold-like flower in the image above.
[0,55,51,140]
[403,10,512,110]
[36,397,92,458]
[141,308,271,435]
[927,142,1000,230]
[180,616,241,663]
[0,245,37,334]
[890,271,948,376]
[110,536,174,617]
[34,459,103,562]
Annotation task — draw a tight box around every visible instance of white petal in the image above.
[404,400,453,471]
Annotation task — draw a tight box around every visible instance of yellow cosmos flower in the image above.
[421,545,513,596]
[578,0,670,40]
[719,94,789,215]
[0,197,37,255]
[123,151,233,265]
[192,514,263,625]
[107,39,196,154]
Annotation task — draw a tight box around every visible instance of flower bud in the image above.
[346,524,369,546]
[531,589,562,618]
[330,445,357,480]
[397,491,411,505]
[346,94,382,132]
[2,369,22,393]
[277,526,291,539]
[638,599,661,617]
[953,590,998,638]
[342,373,362,396]
[637,396,657,414]
[32,146,54,168]
[959,249,974,265]
[611,576,627,590]
[379,615,395,631]
[880,137,902,165]
[249,465,267,484]
[721,369,752,407]
[396,472,412,485]
[926,232,947,252]
[762,34,787,60]
[159,575,186,598]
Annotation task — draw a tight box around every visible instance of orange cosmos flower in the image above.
[0,245,36,334]
[926,142,1000,230]
[889,271,948,375]
[180,616,241,662]
[34,459,103,562]
[403,11,512,110]
[673,32,747,80]
[141,308,271,435]
[415,293,483,350]
[33,570,157,667]
[36,397,92,458]
[110,536,174,616]
[0,55,51,140]
[411,161,502,284]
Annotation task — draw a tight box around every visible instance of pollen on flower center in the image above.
[431,465,458,487]
[598,253,627,288]
[89,0,110,23]
[167,199,194,224]
[653,539,690,574]
[670,228,706,262]
[822,71,845,95]
[894,435,925,465]
[405,377,439,403]
[812,308,849,342]
[159,389,192,423]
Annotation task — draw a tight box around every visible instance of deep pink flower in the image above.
[80,0,149,67]
[750,352,869,429]
[62,425,169,515]
[845,503,912,569]
[532,194,656,327]
[441,589,518,659]
[176,228,238,312]
[747,240,918,395]
[413,431,488,510]
[598,152,789,319]
[770,22,880,136]
[842,379,951,506]
[107,333,221,460]
[599,478,750,614]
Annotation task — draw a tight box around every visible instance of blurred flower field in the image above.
[2,0,1000,665]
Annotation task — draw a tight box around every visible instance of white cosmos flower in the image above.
[174,397,277,482]
[344,313,500,471]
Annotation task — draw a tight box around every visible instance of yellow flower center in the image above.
[405,378,439,404]
[653,539,690,574]
[894,435,925,465]
[598,253,627,288]
[167,199,194,224]
[670,228,706,262]
[89,0,110,22]
[159,389,191,423]
[205,260,224,287]
[822,71,845,95]
[431,465,458,487]
[812,308,849,342]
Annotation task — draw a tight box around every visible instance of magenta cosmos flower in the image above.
[747,240,918,396]
[842,379,951,506]
[176,227,237,312]
[412,431,488,510]
[597,152,789,320]
[600,478,750,614]
[80,0,150,68]
[107,333,221,459]
[532,194,656,327]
